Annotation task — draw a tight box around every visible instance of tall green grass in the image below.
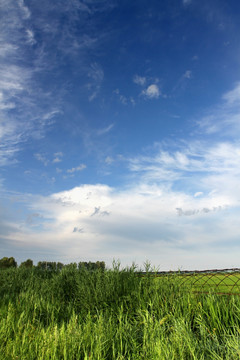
[1,265,240,359]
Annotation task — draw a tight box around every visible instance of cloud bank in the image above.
[2,132,240,269]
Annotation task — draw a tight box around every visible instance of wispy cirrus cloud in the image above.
[0,0,115,167]
[172,70,192,93]
[26,29,36,45]
[129,141,240,176]
[87,62,104,101]
[0,0,61,166]
[34,152,64,166]
[34,153,49,167]
[96,124,114,136]
[127,139,240,216]
[222,83,240,104]
[113,89,135,106]
[197,83,240,136]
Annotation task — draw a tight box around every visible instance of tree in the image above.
[96,261,105,271]
[56,262,64,270]
[0,257,17,269]
[78,261,105,271]
[20,259,33,268]
[38,261,46,270]
[37,261,64,271]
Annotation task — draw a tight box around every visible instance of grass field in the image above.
[155,271,240,295]
[1,266,240,359]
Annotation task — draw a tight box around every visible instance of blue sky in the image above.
[1,0,240,269]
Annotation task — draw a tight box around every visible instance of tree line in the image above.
[0,257,105,271]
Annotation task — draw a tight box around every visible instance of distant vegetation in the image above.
[1,261,240,358]
[0,256,105,271]
[0,256,17,269]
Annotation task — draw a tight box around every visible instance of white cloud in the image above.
[42,110,61,121]
[130,97,135,106]
[3,173,239,269]
[34,153,49,166]
[53,152,63,163]
[183,70,192,79]
[2,1,240,270]
[0,0,61,166]
[96,124,114,136]
[198,83,240,135]
[67,164,86,173]
[87,62,104,101]
[0,66,27,92]
[105,156,114,164]
[0,137,238,268]
[18,0,31,19]
[142,84,160,99]
[133,75,146,86]
[3,136,240,269]
[88,91,98,102]
[54,152,63,157]
[53,158,62,164]
[88,63,104,82]
[130,141,240,177]
[119,95,127,105]
[222,83,240,105]
[172,70,192,93]
[113,89,134,106]
[26,29,36,45]
[194,192,203,197]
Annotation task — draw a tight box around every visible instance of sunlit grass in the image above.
[162,272,240,294]
[1,266,240,359]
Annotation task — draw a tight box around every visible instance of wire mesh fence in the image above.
[139,268,240,295]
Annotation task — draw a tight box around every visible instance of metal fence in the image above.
[140,268,240,295]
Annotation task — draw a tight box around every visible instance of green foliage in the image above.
[174,271,240,294]
[36,260,105,271]
[0,256,17,269]
[37,261,64,270]
[78,261,105,271]
[0,266,240,359]
[19,258,33,268]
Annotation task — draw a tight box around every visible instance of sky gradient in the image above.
[1,0,240,269]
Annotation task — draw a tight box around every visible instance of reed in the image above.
[0,265,240,359]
